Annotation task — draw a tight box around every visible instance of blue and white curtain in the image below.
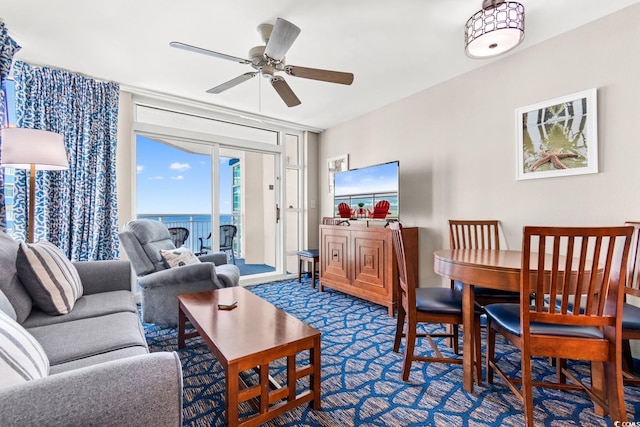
[0,20,21,231]
[12,61,120,260]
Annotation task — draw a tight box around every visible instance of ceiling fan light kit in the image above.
[465,0,525,59]
[170,17,354,107]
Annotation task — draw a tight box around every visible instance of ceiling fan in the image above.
[170,18,354,107]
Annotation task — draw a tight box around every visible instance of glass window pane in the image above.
[136,135,212,254]
[287,254,299,275]
[286,211,299,251]
[286,169,299,209]
[285,134,299,165]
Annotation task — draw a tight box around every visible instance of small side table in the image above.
[297,249,320,288]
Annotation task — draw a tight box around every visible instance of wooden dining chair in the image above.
[622,221,640,384]
[485,225,633,427]
[390,222,481,383]
[448,220,520,306]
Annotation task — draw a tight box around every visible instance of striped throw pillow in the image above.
[160,247,201,268]
[0,310,49,387]
[16,241,83,316]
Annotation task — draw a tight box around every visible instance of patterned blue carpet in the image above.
[143,278,640,426]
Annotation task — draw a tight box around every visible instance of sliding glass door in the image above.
[136,135,282,280]
[218,148,279,277]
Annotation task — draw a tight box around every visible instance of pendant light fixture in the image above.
[464,0,525,59]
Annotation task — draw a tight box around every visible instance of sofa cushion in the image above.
[160,247,201,268]
[17,241,83,316]
[22,291,137,328]
[0,231,33,323]
[48,346,148,375]
[0,289,17,320]
[27,311,148,366]
[0,310,49,387]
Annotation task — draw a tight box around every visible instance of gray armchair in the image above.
[119,219,240,326]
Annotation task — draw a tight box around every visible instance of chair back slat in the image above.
[523,226,633,331]
[390,222,416,312]
[448,220,500,250]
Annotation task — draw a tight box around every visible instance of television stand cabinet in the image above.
[318,223,418,316]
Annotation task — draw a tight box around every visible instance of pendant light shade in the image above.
[465,0,525,59]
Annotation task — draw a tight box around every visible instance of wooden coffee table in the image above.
[178,287,321,427]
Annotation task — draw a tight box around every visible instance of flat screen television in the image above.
[333,161,399,220]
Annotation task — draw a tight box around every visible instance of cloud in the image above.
[170,162,191,172]
[171,175,184,180]
[148,176,164,180]
[137,165,144,174]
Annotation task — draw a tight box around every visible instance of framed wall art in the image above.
[328,154,349,194]
[516,88,598,180]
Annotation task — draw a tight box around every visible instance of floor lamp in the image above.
[1,127,69,243]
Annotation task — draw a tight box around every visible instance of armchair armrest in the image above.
[198,252,228,265]
[138,262,223,290]
[0,352,183,427]
[73,260,133,295]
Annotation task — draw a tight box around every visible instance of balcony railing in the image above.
[137,214,238,255]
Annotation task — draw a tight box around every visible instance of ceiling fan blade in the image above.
[170,41,250,64]
[264,18,301,62]
[206,72,257,94]
[285,65,354,85]
[271,76,301,107]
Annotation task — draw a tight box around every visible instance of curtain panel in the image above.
[0,20,21,231]
[12,61,120,260]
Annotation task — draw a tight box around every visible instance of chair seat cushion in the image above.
[297,249,320,259]
[453,280,520,300]
[415,288,464,315]
[485,303,604,339]
[623,302,640,331]
[547,296,639,331]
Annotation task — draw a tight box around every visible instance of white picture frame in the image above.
[328,154,349,194]
[516,88,598,180]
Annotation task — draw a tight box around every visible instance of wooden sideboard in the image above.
[318,223,418,316]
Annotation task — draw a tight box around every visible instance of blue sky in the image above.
[136,135,233,215]
[334,161,399,197]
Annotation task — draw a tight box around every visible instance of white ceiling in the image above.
[2,0,638,130]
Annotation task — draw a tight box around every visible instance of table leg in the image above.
[311,335,322,410]
[462,283,475,393]
[178,302,186,349]
[226,363,239,427]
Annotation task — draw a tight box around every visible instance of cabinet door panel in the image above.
[321,229,350,285]
[352,232,389,296]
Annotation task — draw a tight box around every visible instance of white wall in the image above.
[319,4,640,285]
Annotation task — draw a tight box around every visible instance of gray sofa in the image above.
[119,219,240,326]
[0,231,183,427]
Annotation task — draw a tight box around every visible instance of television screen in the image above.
[333,161,399,220]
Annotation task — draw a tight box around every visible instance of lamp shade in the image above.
[465,1,525,59]
[1,128,69,170]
